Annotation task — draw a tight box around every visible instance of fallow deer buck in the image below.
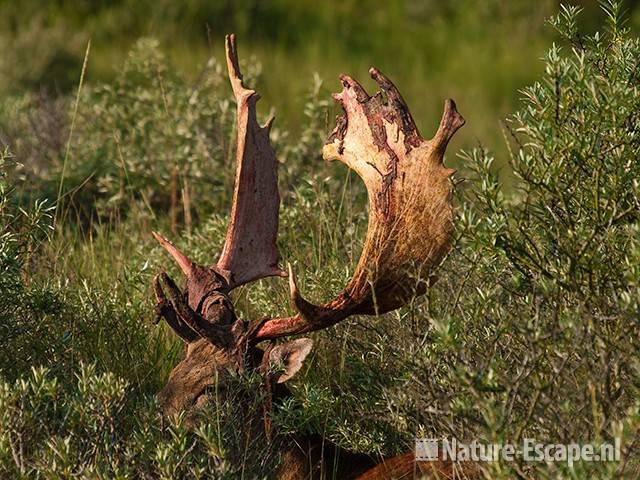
[152,34,475,479]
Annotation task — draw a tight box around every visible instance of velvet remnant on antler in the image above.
[253,68,464,341]
[151,35,287,350]
[216,34,286,289]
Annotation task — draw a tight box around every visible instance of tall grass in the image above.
[3,0,639,165]
[0,2,639,478]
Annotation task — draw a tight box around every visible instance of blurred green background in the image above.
[1,4,639,476]
[2,0,639,158]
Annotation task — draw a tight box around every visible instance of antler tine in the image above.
[152,231,194,276]
[151,35,285,351]
[225,34,254,102]
[433,99,466,153]
[253,68,464,341]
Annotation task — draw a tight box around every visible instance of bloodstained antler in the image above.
[153,35,284,292]
[216,34,286,289]
[151,35,285,348]
[253,69,464,341]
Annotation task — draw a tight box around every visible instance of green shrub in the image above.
[0,364,281,479]
[284,3,640,477]
[0,3,639,479]
[0,145,173,397]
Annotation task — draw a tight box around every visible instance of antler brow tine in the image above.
[152,231,194,276]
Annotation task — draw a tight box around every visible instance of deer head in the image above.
[153,35,464,421]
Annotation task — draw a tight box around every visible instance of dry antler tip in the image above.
[337,74,369,102]
[432,98,465,149]
[152,231,194,276]
[338,74,354,89]
[445,99,465,123]
[225,33,243,86]
[369,67,397,95]
[151,231,167,244]
[152,273,165,299]
[262,115,275,131]
[444,99,456,115]
[287,262,296,283]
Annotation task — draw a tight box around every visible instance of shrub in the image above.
[0,364,281,479]
[61,38,243,225]
[286,3,640,477]
[1,3,639,478]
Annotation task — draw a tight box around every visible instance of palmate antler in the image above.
[153,34,463,351]
[152,35,285,348]
[153,36,466,475]
[154,35,283,292]
[253,69,464,341]
[218,35,286,289]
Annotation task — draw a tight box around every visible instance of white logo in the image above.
[415,438,621,466]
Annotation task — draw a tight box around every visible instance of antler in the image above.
[253,69,464,341]
[152,35,285,347]
[154,34,283,291]
[216,34,286,289]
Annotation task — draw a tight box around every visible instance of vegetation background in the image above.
[1,1,639,158]
[0,0,639,478]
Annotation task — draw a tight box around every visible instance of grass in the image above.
[4,0,639,168]
[0,1,639,478]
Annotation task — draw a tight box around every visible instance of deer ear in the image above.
[268,338,313,383]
